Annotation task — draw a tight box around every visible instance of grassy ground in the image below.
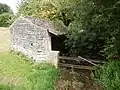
[0,52,59,90]
[0,28,59,90]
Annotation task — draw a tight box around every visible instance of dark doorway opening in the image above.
[50,33,67,56]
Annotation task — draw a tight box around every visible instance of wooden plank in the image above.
[59,56,77,61]
[59,56,105,64]
[58,63,96,70]
[78,56,97,66]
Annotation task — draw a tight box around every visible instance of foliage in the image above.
[18,0,57,19]
[65,0,120,59]
[0,3,14,27]
[18,0,79,20]
[0,13,13,27]
[0,3,12,14]
[63,0,120,59]
[95,60,120,90]
[18,0,120,59]
[64,0,106,58]
[0,52,59,90]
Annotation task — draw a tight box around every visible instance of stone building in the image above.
[10,16,66,67]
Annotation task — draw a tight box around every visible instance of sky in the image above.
[0,0,21,13]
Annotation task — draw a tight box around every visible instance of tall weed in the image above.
[95,61,120,90]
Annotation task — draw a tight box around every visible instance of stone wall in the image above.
[10,17,59,66]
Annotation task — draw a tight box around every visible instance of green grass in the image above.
[95,60,120,90]
[0,52,59,90]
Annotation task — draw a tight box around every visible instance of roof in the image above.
[10,16,66,36]
[25,16,64,36]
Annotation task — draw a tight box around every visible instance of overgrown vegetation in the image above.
[18,0,120,60]
[0,52,59,90]
[95,61,120,90]
[6,0,120,89]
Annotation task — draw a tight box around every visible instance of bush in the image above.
[0,13,13,27]
[95,60,120,90]
[18,0,120,59]
[65,0,120,60]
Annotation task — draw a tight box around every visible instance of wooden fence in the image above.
[58,56,105,70]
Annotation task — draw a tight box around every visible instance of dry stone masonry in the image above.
[10,16,64,67]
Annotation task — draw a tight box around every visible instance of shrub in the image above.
[0,13,13,27]
[95,60,120,90]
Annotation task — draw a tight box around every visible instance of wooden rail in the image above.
[59,63,96,70]
[58,56,105,70]
[59,56,105,64]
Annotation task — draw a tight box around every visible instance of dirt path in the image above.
[56,69,104,90]
[0,27,10,52]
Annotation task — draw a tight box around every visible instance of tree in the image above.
[18,0,79,19]
[0,3,14,27]
[0,13,13,27]
[18,0,120,60]
[0,3,12,14]
[65,0,120,59]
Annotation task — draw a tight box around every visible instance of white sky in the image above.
[0,0,21,13]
